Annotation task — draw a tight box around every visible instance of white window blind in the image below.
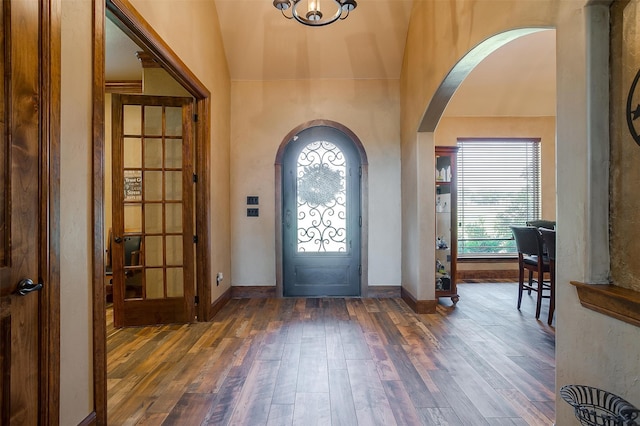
[457,138,541,257]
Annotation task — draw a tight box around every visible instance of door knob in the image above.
[16,278,44,296]
[114,236,122,243]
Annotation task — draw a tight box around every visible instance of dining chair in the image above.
[510,226,551,320]
[539,228,556,325]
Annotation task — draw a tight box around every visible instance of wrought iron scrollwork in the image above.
[296,141,347,252]
[627,68,640,146]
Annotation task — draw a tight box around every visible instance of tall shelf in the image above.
[435,146,459,304]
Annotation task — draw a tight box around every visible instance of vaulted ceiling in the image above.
[105,1,556,117]
[213,0,414,81]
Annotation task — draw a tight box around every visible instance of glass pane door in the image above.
[112,94,195,327]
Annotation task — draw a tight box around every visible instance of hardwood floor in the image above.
[107,283,555,425]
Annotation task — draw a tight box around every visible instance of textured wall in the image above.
[230,79,402,287]
[60,2,93,424]
[610,0,640,292]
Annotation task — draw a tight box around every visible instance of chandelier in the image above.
[273,0,357,27]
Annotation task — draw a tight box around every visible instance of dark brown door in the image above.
[0,0,45,423]
[111,94,195,327]
[282,126,362,297]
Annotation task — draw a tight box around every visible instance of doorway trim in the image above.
[92,0,211,423]
[274,119,369,297]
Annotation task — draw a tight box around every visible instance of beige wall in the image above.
[230,79,402,287]
[143,68,191,97]
[401,0,640,424]
[60,1,93,424]
[60,0,231,423]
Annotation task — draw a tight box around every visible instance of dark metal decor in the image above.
[560,384,640,426]
[627,68,640,146]
[296,141,347,252]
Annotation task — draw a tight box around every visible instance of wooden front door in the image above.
[282,126,362,297]
[0,0,55,423]
[111,94,195,327]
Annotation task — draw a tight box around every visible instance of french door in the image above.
[282,126,362,297]
[111,94,195,327]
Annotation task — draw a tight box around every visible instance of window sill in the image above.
[458,257,517,263]
[570,281,640,328]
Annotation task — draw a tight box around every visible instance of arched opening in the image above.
[438,29,556,283]
[410,27,558,317]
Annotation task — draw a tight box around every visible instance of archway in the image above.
[434,29,556,285]
[408,29,558,313]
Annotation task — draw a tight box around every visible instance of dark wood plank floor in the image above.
[107,283,556,425]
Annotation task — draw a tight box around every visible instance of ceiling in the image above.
[213,0,414,81]
[105,2,556,116]
[105,17,144,81]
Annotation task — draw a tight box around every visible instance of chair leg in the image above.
[527,271,533,295]
[548,267,555,325]
[535,266,544,319]
[517,261,525,310]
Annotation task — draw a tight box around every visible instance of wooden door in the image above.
[282,126,362,297]
[0,0,51,423]
[111,94,195,327]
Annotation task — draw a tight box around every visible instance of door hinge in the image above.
[193,235,198,243]
[359,265,362,276]
[193,113,198,122]
[359,166,362,177]
[195,295,199,305]
[193,173,198,183]
[359,216,362,227]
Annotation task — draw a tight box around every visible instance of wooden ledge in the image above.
[105,80,143,94]
[570,281,640,328]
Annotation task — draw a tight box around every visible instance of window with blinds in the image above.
[457,138,541,257]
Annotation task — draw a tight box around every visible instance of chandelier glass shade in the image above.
[273,0,357,27]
